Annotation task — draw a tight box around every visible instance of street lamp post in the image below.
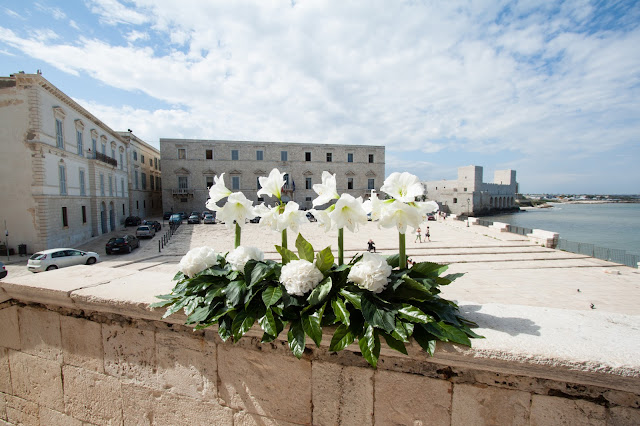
[466,198,470,227]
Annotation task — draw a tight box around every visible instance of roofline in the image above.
[159,138,385,150]
[117,131,160,154]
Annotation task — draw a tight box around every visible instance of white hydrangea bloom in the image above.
[178,246,218,277]
[380,172,424,202]
[347,252,392,293]
[226,246,265,272]
[279,259,324,296]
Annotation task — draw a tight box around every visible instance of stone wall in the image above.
[0,266,639,425]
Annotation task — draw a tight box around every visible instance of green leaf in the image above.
[410,262,448,277]
[173,271,186,281]
[262,286,283,307]
[258,308,278,336]
[361,293,396,334]
[307,277,332,306]
[398,305,434,324]
[385,254,400,268]
[231,310,256,341]
[186,305,213,324]
[426,322,472,346]
[226,280,247,306]
[380,331,408,355]
[329,324,356,352]
[302,313,322,347]
[218,316,233,342]
[204,286,225,305]
[358,325,381,368]
[315,246,335,272]
[149,297,174,309]
[249,262,273,286]
[162,297,190,319]
[392,319,413,342]
[413,326,437,356]
[339,289,362,309]
[331,297,350,326]
[443,273,464,282]
[287,319,306,359]
[275,245,299,264]
[295,233,315,262]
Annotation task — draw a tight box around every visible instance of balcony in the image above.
[94,152,118,167]
[172,188,194,197]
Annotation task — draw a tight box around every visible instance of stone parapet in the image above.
[0,265,639,425]
[527,229,560,248]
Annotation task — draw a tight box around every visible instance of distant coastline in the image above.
[518,199,640,210]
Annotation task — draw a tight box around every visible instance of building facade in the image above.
[423,165,519,216]
[160,139,385,213]
[0,72,132,253]
[118,132,162,219]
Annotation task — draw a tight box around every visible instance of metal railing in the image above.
[557,239,639,268]
[94,152,118,167]
[172,188,194,196]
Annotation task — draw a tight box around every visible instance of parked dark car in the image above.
[144,220,162,231]
[169,214,183,225]
[427,213,436,221]
[124,216,142,226]
[177,212,187,220]
[249,216,261,223]
[188,214,201,224]
[105,235,140,254]
[163,212,173,220]
[306,212,317,222]
[0,261,7,279]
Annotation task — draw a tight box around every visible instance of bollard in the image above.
[159,240,161,253]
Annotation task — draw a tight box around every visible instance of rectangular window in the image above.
[367,179,375,190]
[256,150,263,161]
[120,152,124,169]
[141,154,145,164]
[231,150,239,160]
[232,176,240,190]
[206,176,214,188]
[79,170,85,196]
[134,171,139,189]
[111,148,116,160]
[305,152,311,161]
[464,187,467,192]
[133,150,138,161]
[326,153,332,162]
[281,151,288,161]
[62,207,68,227]
[369,154,374,163]
[256,177,261,190]
[347,153,353,163]
[101,143,106,155]
[178,176,188,189]
[178,149,186,159]
[81,206,87,223]
[100,174,105,196]
[92,138,97,158]
[156,176,160,190]
[77,131,83,156]
[141,173,147,190]
[150,176,154,190]
[453,198,458,204]
[122,204,125,215]
[136,200,139,209]
[305,196,312,202]
[55,119,64,149]
[206,149,213,160]
[305,177,312,190]
[121,179,125,197]
[348,178,354,190]
[59,165,66,194]
[155,157,158,169]
[109,176,113,196]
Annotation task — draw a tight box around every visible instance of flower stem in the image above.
[282,228,287,250]
[399,232,406,269]
[338,228,344,265]
[235,222,241,248]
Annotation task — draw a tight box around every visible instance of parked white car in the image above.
[27,248,100,272]
[136,225,156,238]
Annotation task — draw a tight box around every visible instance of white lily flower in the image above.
[276,201,307,234]
[378,200,423,234]
[214,192,257,229]
[207,173,232,205]
[362,190,385,222]
[312,171,339,207]
[257,168,286,200]
[329,194,368,233]
[255,203,280,232]
[417,200,440,221]
[310,208,333,233]
[380,172,424,202]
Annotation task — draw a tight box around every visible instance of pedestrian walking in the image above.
[425,226,431,242]
[415,227,422,243]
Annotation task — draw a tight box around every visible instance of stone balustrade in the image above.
[0,265,639,425]
[527,229,560,248]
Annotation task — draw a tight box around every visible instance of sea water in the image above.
[484,203,640,255]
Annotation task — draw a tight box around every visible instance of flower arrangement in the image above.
[152,169,480,367]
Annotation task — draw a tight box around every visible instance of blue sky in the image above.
[1,0,639,194]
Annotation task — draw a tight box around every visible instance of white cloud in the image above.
[125,30,149,43]
[34,2,66,20]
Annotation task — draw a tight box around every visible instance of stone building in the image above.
[160,138,385,213]
[0,72,158,254]
[117,132,162,219]
[423,165,519,216]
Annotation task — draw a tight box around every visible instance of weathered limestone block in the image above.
[121,383,233,426]
[490,221,509,232]
[608,406,640,426]
[0,305,20,350]
[234,411,303,426]
[0,348,10,394]
[0,392,6,422]
[18,306,62,362]
[5,394,39,426]
[155,328,216,399]
[39,406,83,426]
[374,369,452,426]
[312,361,374,426]
[62,365,123,425]
[451,383,531,426]
[218,344,312,425]
[531,395,606,426]
[102,322,156,385]
[61,315,104,373]
[8,350,63,411]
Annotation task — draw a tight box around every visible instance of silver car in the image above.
[136,225,156,239]
[27,248,100,272]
